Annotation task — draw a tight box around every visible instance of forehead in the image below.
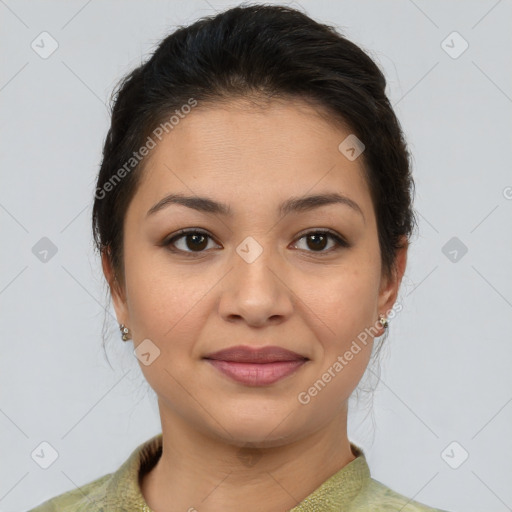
[130,98,373,220]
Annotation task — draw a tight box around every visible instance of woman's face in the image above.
[105,98,406,447]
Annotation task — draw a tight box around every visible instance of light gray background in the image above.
[1,1,511,511]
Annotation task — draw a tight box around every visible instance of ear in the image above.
[101,248,129,325]
[377,237,408,318]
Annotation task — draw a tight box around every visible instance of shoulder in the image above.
[27,433,163,512]
[26,473,112,512]
[349,477,451,512]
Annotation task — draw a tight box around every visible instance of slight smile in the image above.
[203,345,310,386]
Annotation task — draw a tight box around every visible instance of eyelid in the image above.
[163,228,220,249]
[163,228,350,254]
[293,228,349,246]
[291,230,351,255]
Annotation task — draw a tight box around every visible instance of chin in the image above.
[203,404,304,448]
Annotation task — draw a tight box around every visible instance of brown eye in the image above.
[293,230,349,254]
[183,233,208,251]
[165,230,219,253]
[305,233,328,251]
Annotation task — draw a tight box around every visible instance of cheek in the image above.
[293,257,380,396]
[295,273,377,410]
[300,265,380,338]
[123,249,209,345]
[124,262,211,395]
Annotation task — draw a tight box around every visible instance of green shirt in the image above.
[28,433,450,511]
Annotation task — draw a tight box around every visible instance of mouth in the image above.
[203,345,309,386]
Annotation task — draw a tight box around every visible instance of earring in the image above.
[378,314,388,329]
[119,323,131,341]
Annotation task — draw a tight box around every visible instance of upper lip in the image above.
[204,345,308,363]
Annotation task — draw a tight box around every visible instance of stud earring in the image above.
[378,314,388,329]
[119,324,131,341]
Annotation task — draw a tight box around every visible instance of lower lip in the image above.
[205,359,307,386]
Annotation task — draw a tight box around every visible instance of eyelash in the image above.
[162,228,350,257]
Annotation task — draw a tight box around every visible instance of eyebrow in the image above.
[146,192,365,222]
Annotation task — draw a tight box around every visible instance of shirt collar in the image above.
[104,433,371,511]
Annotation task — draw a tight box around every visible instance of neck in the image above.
[140,400,356,512]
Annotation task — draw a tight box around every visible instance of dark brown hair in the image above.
[92,3,416,297]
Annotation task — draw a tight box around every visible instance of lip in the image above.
[203,345,309,386]
[204,345,307,363]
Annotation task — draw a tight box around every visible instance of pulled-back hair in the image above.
[92,3,416,292]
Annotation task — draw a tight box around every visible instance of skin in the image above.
[102,97,407,512]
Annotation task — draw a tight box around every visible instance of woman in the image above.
[29,4,451,511]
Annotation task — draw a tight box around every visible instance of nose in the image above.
[217,241,294,327]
